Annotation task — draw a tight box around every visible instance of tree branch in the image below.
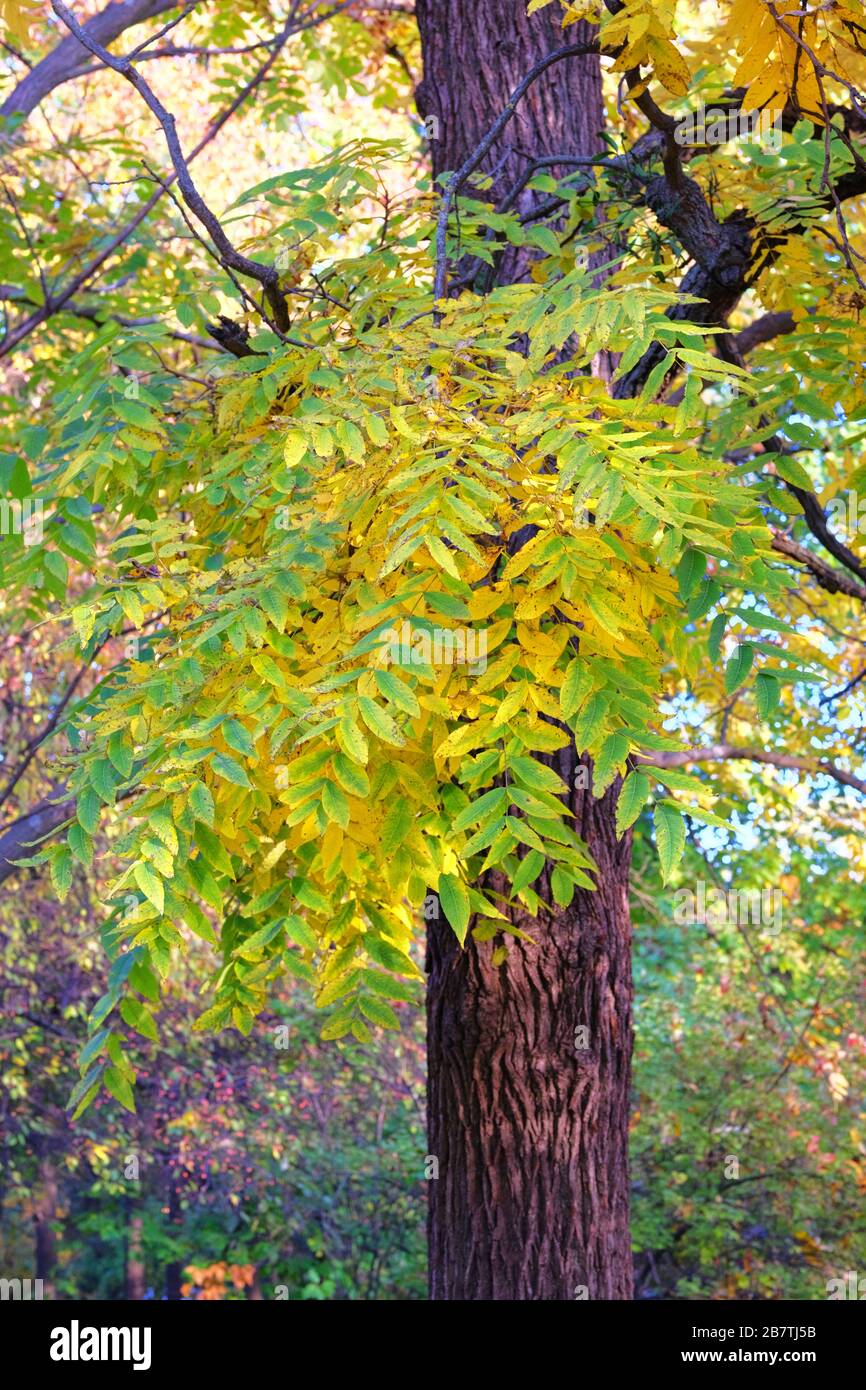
[1,0,184,123]
[0,797,73,887]
[732,310,795,356]
[637,744,866,797]
[0,9,299,358]
[50,1,291,332]
[770,531,866,604]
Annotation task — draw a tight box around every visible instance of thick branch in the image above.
[637,744,866,798]
[770,532,866,604]
[732,310,795,356]
[0,798,73,887]
[0,0,182,122]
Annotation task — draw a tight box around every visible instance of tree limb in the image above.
[433,41,599,302]
[732,310,795,356]
[637,744,866,797]
[770,531,866,604]
[50,1,292,332]
[0,9,297,358]
[1,0,184,123]
[0,797,73,887]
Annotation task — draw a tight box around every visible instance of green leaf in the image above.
[331,753,370,798]
[649,766,707,795]
[120,998,158,1042]
[211,752,252,788]
[510,756,568,796]
[452,787,507,832]
[358,695,404,747]
[560,658,592,719]
[104,1065,136,1113]
[615,771,650,836]
[772,454,813,490]
[358,994,400,1030]
[725,643,754,694]
[687,578,721,622]
[295,879,329,913]
[133,862,164,915]
[129,959,159,1002]
[437,872,471,946]
[755,671,781,718]
[511,847,545,894]
[381,796,412,855]
[320,1010,355,1040]
[571,693,608,751]
[322,779,350,828]
[283,913,318,951]
[68,822,93,867]
[188,779,215,826]
[67,1063,104,1115]
[107,730,134,778]
[550,865,574,907]
[194,823,235,879]
[77,787,101,835]
[676,547,706,600]
[362,969,417,1002]
[374,668,421,716]
[51,847,74,901]
[181,899,219,946]
[339,715,369,766]
[193,1001,232,1033]
[653,802,686,885]
[79,1027,110,1070]
[526,224,560,256]
[592,733,629,797]
[364,934,417,976]
[91,758,117,804]
[223,719,256,759]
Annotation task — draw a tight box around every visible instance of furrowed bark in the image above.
[427,763,634,1300]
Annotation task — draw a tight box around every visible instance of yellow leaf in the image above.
[492,685,526,726]
[646,35,691,97]
[283,431,308,467]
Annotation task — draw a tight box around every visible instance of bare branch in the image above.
[637,744,866,797]
[50,1,291,332]
[771,531,866,604]
[732,310,795,356]
[1,0,184,123]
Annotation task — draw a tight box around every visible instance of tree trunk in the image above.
[417,0,635,1301]
[415,0,603,202]
[34,1154,57,1299]
[125,1210,147,1300]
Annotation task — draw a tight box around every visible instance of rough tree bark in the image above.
[416,0,635,1301]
